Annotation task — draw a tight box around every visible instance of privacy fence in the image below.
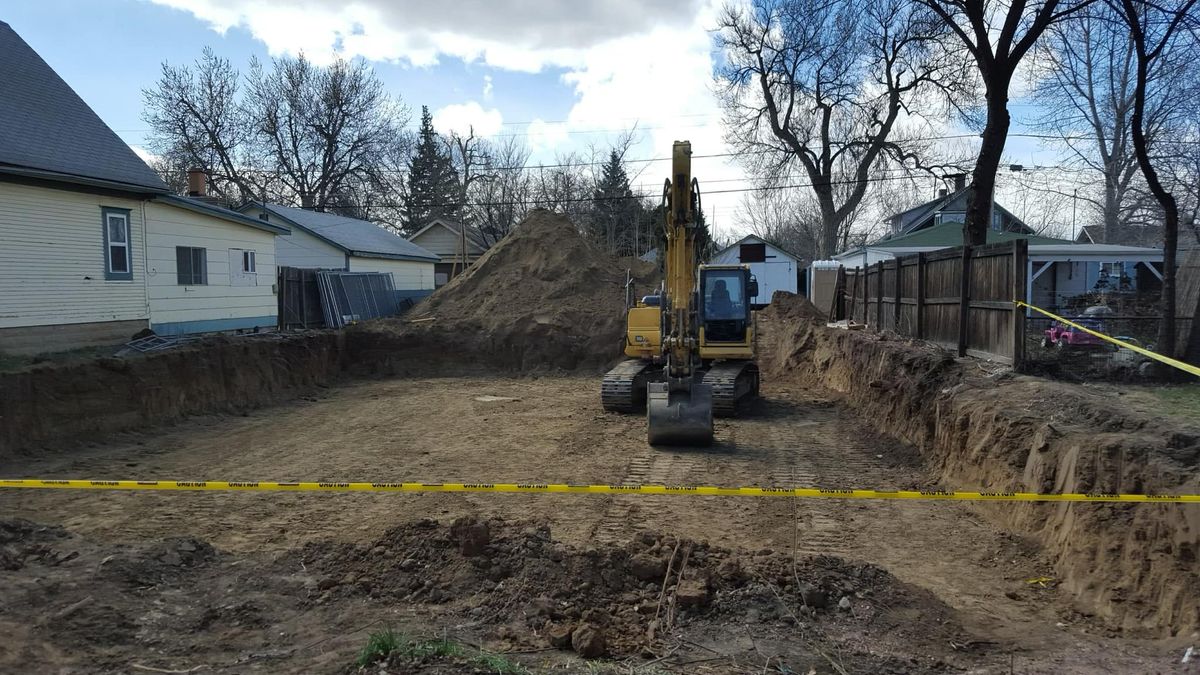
[834,240,1028,366]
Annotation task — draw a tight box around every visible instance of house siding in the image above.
[347,257,436,300]
[145,201,278,335]
[711,237,798,304]
[0,181,148,330]
[242,205,347,270]
[411,222,484,260]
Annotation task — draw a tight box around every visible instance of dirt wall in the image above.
[758,292,1200,637]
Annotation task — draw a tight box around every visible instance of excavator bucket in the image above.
[646,380,714,446]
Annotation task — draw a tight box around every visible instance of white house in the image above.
[240,202,439,301]
[145,191,288,335]
[709,235,802,306]
[407,218,490,287]
[0,20,286,353]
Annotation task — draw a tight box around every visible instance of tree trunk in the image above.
[965,82,1013,246]
[816,180,839,259]
[1102,177,1119,244]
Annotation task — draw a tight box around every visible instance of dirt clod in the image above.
[449,516,490,557]
[547,623,574,649]
[571,622,607,658]
[675,578,709,608]
[629,553,666,581]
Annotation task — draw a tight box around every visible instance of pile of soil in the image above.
[0,516,975,674]
[756,292,1200,637]
[405,210,657,370]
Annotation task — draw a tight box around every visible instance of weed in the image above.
[356,628,403,667]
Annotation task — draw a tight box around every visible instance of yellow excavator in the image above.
[601,141,760,445]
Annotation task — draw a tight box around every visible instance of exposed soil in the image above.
[758,292,1200,637]
[0,376,1185,673]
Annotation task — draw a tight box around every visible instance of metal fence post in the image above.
[1012,239,1028,371]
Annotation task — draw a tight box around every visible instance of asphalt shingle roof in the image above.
[0,21,167,192]
[250,203,439,261]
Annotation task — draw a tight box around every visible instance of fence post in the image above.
[915,253,926,339]
[958,245,972,357]
[875,261,884,331]
[1012,239,1028,371]
[893,258,902,332]
[862,266,869,324]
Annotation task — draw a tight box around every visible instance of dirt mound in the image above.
[757,292,1200,637]
[406,210,657,370]
[294,517,969,670]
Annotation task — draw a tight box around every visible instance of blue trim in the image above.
[151,314,277,336]
[395,289,434,301]
[100,206,133,281]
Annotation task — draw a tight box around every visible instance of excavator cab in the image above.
[699,266,755,342]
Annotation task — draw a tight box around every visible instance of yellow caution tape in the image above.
[1016,300,1200,377]
[0,479,1197,502]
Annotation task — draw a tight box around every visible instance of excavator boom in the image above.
[646,141,713,445]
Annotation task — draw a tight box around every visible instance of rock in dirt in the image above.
[675,579,709,608]
[798,583,829,609]
[449,517,490,557]
[571,623,607,658]
[547,624,574,649]
[629,553,666,581]
[838,596,852,611]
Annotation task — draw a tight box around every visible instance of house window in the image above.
[243,250,256,273]
[739,243,766,263]
[176,246,208,285]
[101,207,133,280]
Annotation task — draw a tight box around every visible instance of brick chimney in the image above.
[953,173,966,192]
[186,167,207,197]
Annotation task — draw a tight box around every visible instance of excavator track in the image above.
[703,361,759,417]
[601,359,658,413]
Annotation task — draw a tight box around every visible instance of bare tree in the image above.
[716,0,962,258]
[918,0,1097,246]
[1030,3,1192,243]
[142,48,261,204]
[470,136,532,245]
[144,50,411,218]
[1112,0,1199,362]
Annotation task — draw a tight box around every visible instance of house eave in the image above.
[0,163,168,196]
[155,195,289,235]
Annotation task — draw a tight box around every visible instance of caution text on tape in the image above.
[1,479,1197,502]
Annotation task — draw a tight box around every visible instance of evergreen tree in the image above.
[591,150,641,255]
[403,106,461,232]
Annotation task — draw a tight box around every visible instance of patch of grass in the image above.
[1152,384,1200,420]
[356,628,403,667]
[354,632,528,673]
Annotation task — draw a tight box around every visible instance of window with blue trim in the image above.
[101,207,133,281]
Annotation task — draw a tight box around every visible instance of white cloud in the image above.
[434,101,504,138]
[148,0,752,237]
[131,145,159,165]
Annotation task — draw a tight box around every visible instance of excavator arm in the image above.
[646,141,714,445]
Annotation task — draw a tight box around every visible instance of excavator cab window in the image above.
[700,268,750,342]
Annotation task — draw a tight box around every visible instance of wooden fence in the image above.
[839,240,1028,366]
[277,266,326,329]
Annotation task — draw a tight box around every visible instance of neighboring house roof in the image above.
[0,21,167,193]
[873,220,1071,248]
[1076,223,1165,247]
[155,195,289,235]
[410,218,491,252]
[241,202,439,261]
[884,187,1032,236]
[714,234,803,261]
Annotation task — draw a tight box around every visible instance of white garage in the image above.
[709,235,802,307]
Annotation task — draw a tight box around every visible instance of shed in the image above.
[709,235,802,306]
[407,218,490,286]
[240,203,439,301]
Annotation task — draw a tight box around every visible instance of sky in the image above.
[2,0,1082,243]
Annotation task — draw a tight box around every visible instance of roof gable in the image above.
[871,220,1071,248]
[156,195,288,235]
[714,234,803,262]
[0,22,167,192]
[412,218,489,252]
[886,188,1032,236]
[241,202,439,261]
